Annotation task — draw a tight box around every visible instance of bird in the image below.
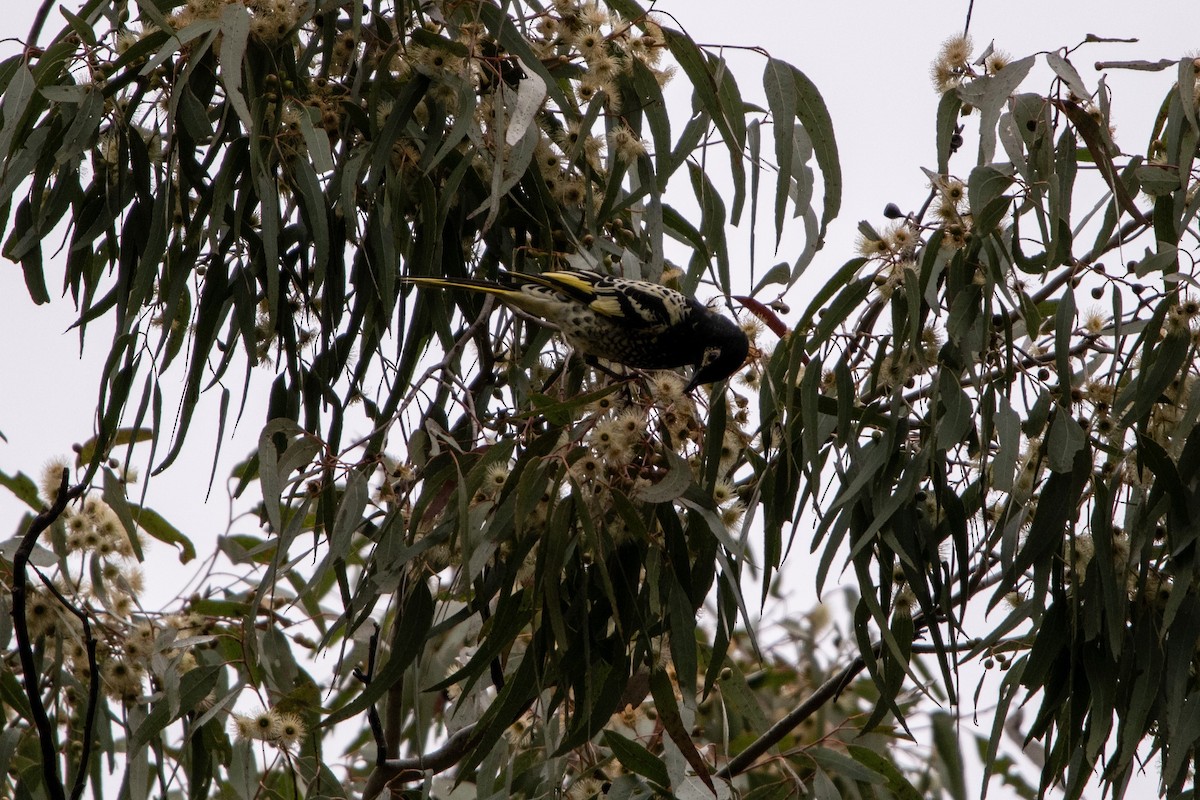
[403,268,750,391]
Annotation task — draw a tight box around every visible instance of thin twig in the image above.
[717,646,876,779]
[1093,59,1176,72]
[379,722,478,773]
[383,618,408,758]
[352,623,387,765]
[1027,215,1151,308]
[33,568,101,800]
[23,0,56,57]
[720,542,1003,781]
[362,714,484,796]
[11,470,84,800]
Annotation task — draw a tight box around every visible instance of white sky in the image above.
[1,0,1197,796]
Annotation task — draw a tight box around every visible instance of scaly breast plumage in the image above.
[557,309,695,369]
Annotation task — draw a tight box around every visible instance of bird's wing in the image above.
[597,278,693,330]
[508,269,603,303]
[407,270,694,332]
[517,270,692,330]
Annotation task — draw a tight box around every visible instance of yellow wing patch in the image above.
[589,296,623,317]
[538,271,599,295]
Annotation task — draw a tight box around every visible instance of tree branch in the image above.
[362,723,480,799]
[33,567,100,800]
[10,469,84,800]
[716,648,874,779]
[719,576,994,779]
[352,623,387,763]
[22,0,55,57]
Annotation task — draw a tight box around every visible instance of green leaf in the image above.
[967,164,1014,235]
[1118,329,1191,426]
[409,27,470,57]
[667,570,698,696]
[524,383,622,426]
[936,370,973,446]
[787,63,841,237]
[297,104,335,174]
[1045,410,1085,473]
[1131,248,1180,278]
[931,711,968,800]
[54,85,104,167]
[764,58,841,251]
[321,579,434,727]
[810,277,875,356]
[1136,163,1181,196]
[216,4,253,132]
[715,662,771,733]
[130,665,222,750]
[1000,443,1090,596]
[131,503,197,563]
[663,27,737,166]
[811,766,840,800]
[424,77,482,172]
[1046,52,1090,100]
[810,746,886,785]
[936,91,963,173]
[649,669,714,792]
[633,448,693,503]
[76,427,153,469]
[289,155,331,286]
[0,64,34,161]
[630,58,671,178]
[454,637,540,778]
[102,467,144,561]
[0,470,41,511]
[256,419,309,534]
[1054,285,1076,391]
[1053,98,1148,224]
[992,397,1022,492]
[764,58,798,247]
[956,54,1035,164]
[306,470,369,591]
[58,7,99,47]
[602,730,670,789]
[687,160,730,288]
[847,745,923,800]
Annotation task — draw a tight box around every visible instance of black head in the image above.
[685,309,750,392]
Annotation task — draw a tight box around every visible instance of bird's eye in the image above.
[702,346,721,367]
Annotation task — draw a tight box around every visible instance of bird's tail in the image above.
[400,275,526,302]
[400,273,588,321]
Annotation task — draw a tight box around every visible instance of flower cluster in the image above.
[858,219,923,299]
[930,175,973,250]
[929,35,1011,94]
[929,34,973,94]
[41,459,144,616]
[167,0,306,46]
[232,706,308,749]
[16,460,210,708]
[366,319,768,588]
